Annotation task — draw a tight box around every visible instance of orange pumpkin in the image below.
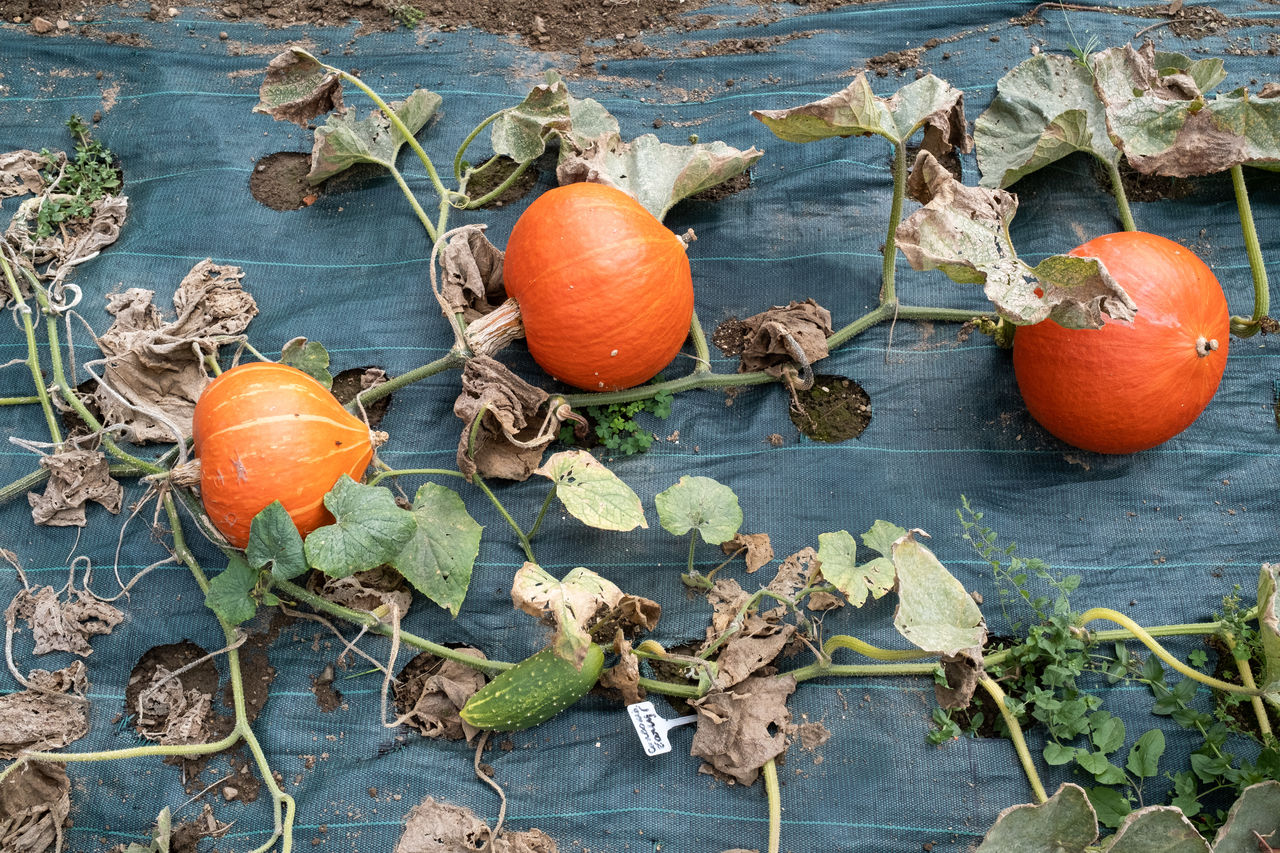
[502,182,695,391]
[192,362,378,548]
[1012,231,1229,454]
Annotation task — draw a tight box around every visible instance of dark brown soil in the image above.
[789,374,872,442]
[464,155,541,209]
[250,152,318,212]
[711,316,751,357]
[330,366,392,428]
[1092,157,1199,203]
[312,664,344,712]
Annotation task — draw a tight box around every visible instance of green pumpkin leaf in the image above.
[557,133,763,221]
[309,88,442,182]
[1257,564,1280,703]
[489,70,618,164]
[254,48,343,128]
[895,150,1136,329]
[1212,781,1280,852]
[974,53,1120,189]
[279,337,333,389]
[389,483,482,617]
[654,475,742,545]
[205,554,261,627]
[975,783,1098,852]
[1104,806,1209,853]
[891,530,986,657]
[1125,729,1165,779]
[1092,43,1280,177]
[534,450,647,532]
[862,519,909,559]
[816,529,894,608]
[304,476,416,579]
[245,501,308,581]
[753,73,968,150]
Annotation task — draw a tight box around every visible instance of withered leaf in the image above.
[935,648,984,710]
[598,630,644,706]
[712,624,795,690]
[438,227,506,320]
[134,666,215,746]
[6,193,128,273]
[27,446,123,527]
[308,564,413,617]
[453,355,554,482]
[512,564,658,665]
[0,662,89,758]
[691,675,796,786]
[705,577,785,643]
[394,649,488,742]
[0,150,46,198]
[394,797,558,853]
[767,547,820,602]
[254,48,344,128]
[721,532,774,574]
[737,300,832,378]
[7,585,123,657]
[0,761,70,853]
[92,260,257,443]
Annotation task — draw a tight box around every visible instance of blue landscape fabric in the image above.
[0,1,1278,851]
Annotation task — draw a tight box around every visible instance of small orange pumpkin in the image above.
[192,362,378,548]
[502,182,695,391]
[1012,231,1229,454]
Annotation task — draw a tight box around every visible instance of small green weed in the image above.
[35,114,121,240]
[559,386,674,456]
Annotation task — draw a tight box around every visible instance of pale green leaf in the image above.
[511,563,622,664]
[253,48,343,128]
[896,150,1136,329]
[488,71,618,163]
[1126,729,1165,779]
[279,337,332,389]
[303,476,416,579]
[1102,806,1209,853]
[891,531,986,657]
[310,88,442,182]
[862,520,909,559]
[121,808,172,853]
[975,53,1120,188]
[205,554,260,627]
[246,501,308,581]
[557,133,763,221]
[655,476,742,545]
[390,483,482,617]
[1211,781,1280,852]
[816,530,894,608]
[975,783,1098,852]
[535,450,647,532]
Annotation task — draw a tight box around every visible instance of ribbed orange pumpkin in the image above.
[1012,231,1229,454]
[192,362,377,548]
[502,182,695,391]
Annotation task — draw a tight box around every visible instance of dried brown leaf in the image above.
[308,564,413,616]
[0,663,89,758]
[394,797,558,853]
[134,665,215,746]
[934,649,984,710]
[5,193,127,272]
[438,227,506,320]
[394,649,489,741]
[691,675,796,786]
[27,447,123,527]
[0,150,46,198]
[92,259,258,443]
[737,300,832,378]
[721,532,774,574]
[767,547,820,601]
[0,761,70,853]
[598,630,645,706]
[712,624,795,690]
[7,585,123,657]
[254,49,344,127]
[454,356,554,482]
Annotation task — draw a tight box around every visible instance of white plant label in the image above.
[627,701,699,756]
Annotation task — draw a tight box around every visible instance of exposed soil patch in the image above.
[312,663,343,712]
[711,316,751,357]
[331,365,392,428]
[687,171,752,203]
[465,155,540,209]
[789,374,872,442]
[249,151,317,211]
[1093,157,1199,203]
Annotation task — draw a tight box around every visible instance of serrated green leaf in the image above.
[975,783,1098,852]
[303,476,416,579]
[896,150,1136,329]
[862,520,909,559]
[534,450,647,532]
[816,529,894,608]
[489,71,618,163]
[975,53,1120,189]
[253,48,343,128]
[558,133,763,221]
[245,501,308,581]
[1211,781,1280,853]
[654,476,742,545]
[205,554,260,626]
[1258,564,1280,704]
[279,337,333,388]
[1103,806,1209,853]
[891,531,986,657]
[1092,43,1280,177]
[1087,786,1132,829]
[1126,729,1165,779]
[310,88,442,182]
[389,483,481,617]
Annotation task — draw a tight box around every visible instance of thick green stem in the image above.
[388,162,439,243]
[823,634,933,662]
[880,142,908,305]
[453,110,505,183]
[0,395,42,406]
[2,259,63,446]
[979,675,1047,804]
[527,485,556,541]
[1103,158,1137,233]
[1224,633,1273,739]
[688,309,712,374]
[763,757,781,853]
[272,577,512,675]
[352,350,465,410]
[1229,164,1271,337]
[562,367,776,409]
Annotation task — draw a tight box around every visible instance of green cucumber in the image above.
[460,644,605,731]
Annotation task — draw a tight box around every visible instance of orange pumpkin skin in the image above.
[192,362,376,548]
[502,182,695,391]
[1012,231,1229,454]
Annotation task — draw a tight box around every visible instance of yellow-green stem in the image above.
[453,110,505,183]
[763,757,781,853]
[2,257,63,446]
[978,675,1048,804]
[1103,158,1137,233]
[881,142,907,305]
[352,350,465,410]
[1229,164,1271,337]
[388,162,439,243]
[823,634,934,662]
[0,395,41,405]
[1224,633,1273,739]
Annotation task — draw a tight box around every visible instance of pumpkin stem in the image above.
[1195,336,1219,358]
[465,297,526,357]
